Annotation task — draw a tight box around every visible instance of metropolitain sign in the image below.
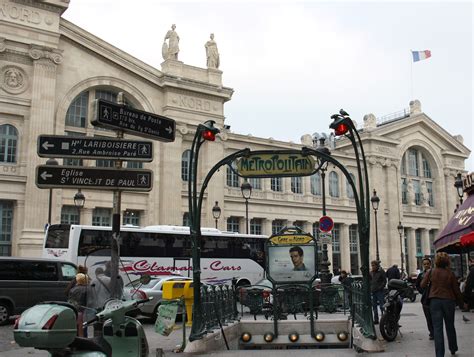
[236,152,316,177]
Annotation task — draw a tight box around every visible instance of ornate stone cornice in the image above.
[28,45,63,64]
[0,38,5,53]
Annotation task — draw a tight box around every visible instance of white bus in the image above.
[43,224,267,287]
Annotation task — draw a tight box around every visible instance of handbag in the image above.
[421,269,433,305]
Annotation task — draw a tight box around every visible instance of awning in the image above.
[434,194,474,253]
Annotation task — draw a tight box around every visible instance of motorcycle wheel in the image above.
[379,313,398,342]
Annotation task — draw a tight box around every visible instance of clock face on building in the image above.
[319,216,334,232]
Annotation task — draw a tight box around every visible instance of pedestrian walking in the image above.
[370,260,386,324]
[416,257,434,340]
[462,258,474,311]
[386,264,401,281]
[421,252,463,357]
[68,273,89,337]
[65,265,88,297]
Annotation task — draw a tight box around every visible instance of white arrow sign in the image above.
[165,126,173,134]
[40,171,53,180]
[41,141,54,151]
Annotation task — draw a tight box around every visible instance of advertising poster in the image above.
[268,244,315,282]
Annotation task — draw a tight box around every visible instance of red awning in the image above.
[434,194,474,253]
[460,231,474,247]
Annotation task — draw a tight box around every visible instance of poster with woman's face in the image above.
[267,244,315,282]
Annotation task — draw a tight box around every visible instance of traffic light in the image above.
[333,122,349,136]
[201,129,216,141]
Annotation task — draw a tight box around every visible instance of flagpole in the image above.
[410,49,414,100]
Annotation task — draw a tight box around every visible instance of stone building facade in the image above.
[0,0,470,275]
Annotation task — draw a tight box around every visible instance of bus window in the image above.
[79,230,112,256]
[45,225,70,249]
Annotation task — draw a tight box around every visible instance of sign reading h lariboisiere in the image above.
[36,165,153,191]
[37,135,153,161]
[92,99,176,142]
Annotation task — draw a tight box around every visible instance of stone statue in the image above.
[421,181,429,206]
[205,33,220,69]
[162,24,180,61]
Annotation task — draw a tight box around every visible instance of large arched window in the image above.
[346,173,355,199]
[181,150,191,181]
[311,172,321,195]
[0,124,18,163]
[400,148,435,206]
[329,171,339,197]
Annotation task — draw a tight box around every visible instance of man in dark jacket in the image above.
[386,264,401,281]
[370,260,387,324]
[416,257,434,339]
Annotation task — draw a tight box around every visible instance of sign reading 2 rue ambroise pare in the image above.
[236,152,316,177]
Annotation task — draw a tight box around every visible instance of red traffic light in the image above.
[202,129,216,141]
[334,123,349,136]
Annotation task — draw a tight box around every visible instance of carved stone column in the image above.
[406,228,417,274]
[263,218,273,236]
[421,228,431,257]
[19,46,62,253]
[340,223,351,272]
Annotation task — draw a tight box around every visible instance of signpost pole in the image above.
[110,93,125,299]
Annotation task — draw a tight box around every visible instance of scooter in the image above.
[14,284,152,356]
[379,278,412,342]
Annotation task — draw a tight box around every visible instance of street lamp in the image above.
[397,221,405,276]
[454,173,465,277]
[212,201,221,229]
[45,158,58,227]
[315,137,331,284]
[371,189,380,262]
[454,173,464,204]
[73,189,85,223]
[241,180,252,234]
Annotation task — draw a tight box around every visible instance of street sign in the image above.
[36,165,153,191]
[319,215,334,232]
[37,135,153,161]
[92,99,176,142]
[319,232,333,245]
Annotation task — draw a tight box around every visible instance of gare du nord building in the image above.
[0,0,470,276]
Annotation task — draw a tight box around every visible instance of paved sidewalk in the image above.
[2,302,473,356]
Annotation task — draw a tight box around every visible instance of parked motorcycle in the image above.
[379,278,413,342]
[14,276,152,357]
[403,280,417,302]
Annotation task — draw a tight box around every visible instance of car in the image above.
[0,257,77,325]
[122,275,192,319]
[331,274,363,285]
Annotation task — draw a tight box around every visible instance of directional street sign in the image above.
[37,135,153,161]
[92,99,176,142]
[36,165,153,191]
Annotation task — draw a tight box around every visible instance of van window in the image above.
[0,261,29,280]
[61,262,77,280]
[30,262,58,281]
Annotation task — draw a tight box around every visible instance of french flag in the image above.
[412,50,431,62]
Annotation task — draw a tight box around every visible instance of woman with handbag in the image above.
[421,252,463,357]
[416,257,434,340]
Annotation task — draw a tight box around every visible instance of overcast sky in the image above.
[63,0,473,171]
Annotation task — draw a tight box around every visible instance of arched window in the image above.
[0,124,18,163]
[346,173,355,199]
[329,171,339,197]
[291,176,302,194]
[181,150,191,181]
[311,172,322,195]
[400,148,435,206]
[65,92,88,128]
[226,165,239,187]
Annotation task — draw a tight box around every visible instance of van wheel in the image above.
[0,302,11,325]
